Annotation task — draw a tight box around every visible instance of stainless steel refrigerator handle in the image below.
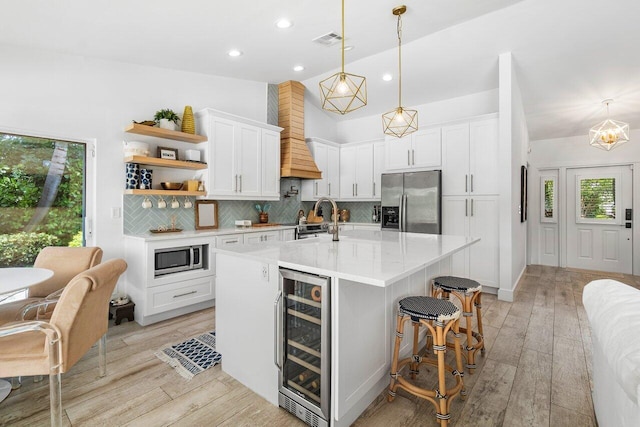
[273,290,283,369]
[465,174,468,192]
[471,198,474,216]
[401,194,408,231]
[465,199,468,216]
[471,174,474,192]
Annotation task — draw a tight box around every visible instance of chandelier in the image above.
[319,0,367,114]
[589,99,630,151]
[382,5,418,138]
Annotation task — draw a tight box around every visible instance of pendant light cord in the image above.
[397,12,403,108]
[341,0,345,74]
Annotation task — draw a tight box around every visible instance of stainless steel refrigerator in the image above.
[381,170,442,234]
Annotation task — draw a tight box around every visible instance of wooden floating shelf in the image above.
[124,189,206,196]
[124,156,207,170]
[124,123,207,143]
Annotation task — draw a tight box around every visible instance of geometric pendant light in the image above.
[382,5,418,138]
[319,0,367,115]
[589,99,630,151]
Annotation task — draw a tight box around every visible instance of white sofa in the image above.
[583,279,640,427]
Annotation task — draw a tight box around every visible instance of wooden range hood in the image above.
[278,81,322,179]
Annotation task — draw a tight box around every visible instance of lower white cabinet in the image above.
[244,230,279,244]
[442,195,499,289]
[217,233,245,246]
[123,235,216,326]
[280,228,296,241]
[147,276,215,315]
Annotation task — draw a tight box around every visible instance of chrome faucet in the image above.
[314,197,339,241]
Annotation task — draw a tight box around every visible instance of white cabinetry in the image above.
[340,144,374,200]
[244,230,279,244]
[280,228,296,241]
[385,128,441,171]
[123,235,216,326]
[196,108,282,201]
[440,115,500,290]
[373,141,385,199]
[441,116,498,196]
[217,233,244,247]
[301,139,340,201]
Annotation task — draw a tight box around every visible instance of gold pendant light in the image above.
[319,0,367,115]
[589,99,630,151]
[382,5,418,138]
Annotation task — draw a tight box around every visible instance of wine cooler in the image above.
[276,268,330,427]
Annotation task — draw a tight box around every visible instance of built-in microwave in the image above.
[154,245,205,276]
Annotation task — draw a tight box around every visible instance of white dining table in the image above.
[0,267,54,402]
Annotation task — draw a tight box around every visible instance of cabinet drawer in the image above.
[217,234,244,246]
[146,276,215,315]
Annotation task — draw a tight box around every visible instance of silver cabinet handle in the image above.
[373,182,376,196]
[235,175,238,192]
[352,183,355,197]
[471,174,474,193]
[239,175,242,193]
[471,198,474,216]
[315,181,318,196]
[225,239,239,244]
[274,290,283,369]
[328,183,331,196]
[412,149,415,166]
[465,174,468,193]
[407,150,411,166]
[355,183,358,196]
[465,199,468,217]
[173,290,197,299]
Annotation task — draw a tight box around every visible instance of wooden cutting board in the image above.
[251,223,281,227]
[307,210,324,223]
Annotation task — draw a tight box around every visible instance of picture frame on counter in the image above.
[158,146,178,160]
[195,200,219,230]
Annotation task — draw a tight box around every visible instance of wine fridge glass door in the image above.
[279,269,330,421]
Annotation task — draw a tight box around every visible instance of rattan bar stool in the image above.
[432,276,485,373]
[388,296,466,427]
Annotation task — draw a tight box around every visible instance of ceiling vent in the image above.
[312,32,342,46]
[278,81,322,180]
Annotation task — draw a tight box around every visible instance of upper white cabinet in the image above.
[441,116,498,196]
[301,139,340,201]
[340,144,374,200]
[384,127,441,171]
[196,108,282,200]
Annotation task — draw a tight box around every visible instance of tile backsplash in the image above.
[124,178,379,234]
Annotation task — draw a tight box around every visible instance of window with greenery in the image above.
[540,175,557,223]
[579,178,615,220]
[0,132,86,267]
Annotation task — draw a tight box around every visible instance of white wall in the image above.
[529,130,640,274]
[334,90,499,143]
[304,94,338,142]
[497,52,529,302]
[0,45,268,263]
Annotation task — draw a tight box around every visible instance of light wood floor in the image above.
[2,266,639,426]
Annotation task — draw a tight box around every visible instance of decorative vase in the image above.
[181,105,195,134]
[158,119,176,130]
[125,163,139,189]
[259,212,269,223]
[139,168,153,189]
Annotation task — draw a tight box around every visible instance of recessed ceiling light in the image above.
[228,49,242,57]
[276,19,293,29]
[293,65,305,72]
[382,74,393,81]
[343,45,354,51]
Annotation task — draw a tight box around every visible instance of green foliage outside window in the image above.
[0,133,85,267]
[580,178,615,219]
[544,179,554,218]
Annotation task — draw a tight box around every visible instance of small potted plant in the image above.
[154,109,181,130]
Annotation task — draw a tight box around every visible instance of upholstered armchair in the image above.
[0,246,103,325]
[0,258,127,427]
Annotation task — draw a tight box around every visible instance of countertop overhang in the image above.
[214,230,479,287]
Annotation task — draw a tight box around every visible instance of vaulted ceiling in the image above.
[3,0,638,140]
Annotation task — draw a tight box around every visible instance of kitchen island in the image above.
[214,230,478,427]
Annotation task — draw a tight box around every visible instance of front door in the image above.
[566,166,633,274]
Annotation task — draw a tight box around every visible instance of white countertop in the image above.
[123,225,297,241]
[214,230,479,287]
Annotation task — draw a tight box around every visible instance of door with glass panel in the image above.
[566,166,632,273]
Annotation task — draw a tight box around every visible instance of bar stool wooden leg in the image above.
[388,313,408,402]
[474,292,486,356]
[452,319,466,400]
[434,321,449,426]
[410,320,420,379]
[463,293,477,373]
